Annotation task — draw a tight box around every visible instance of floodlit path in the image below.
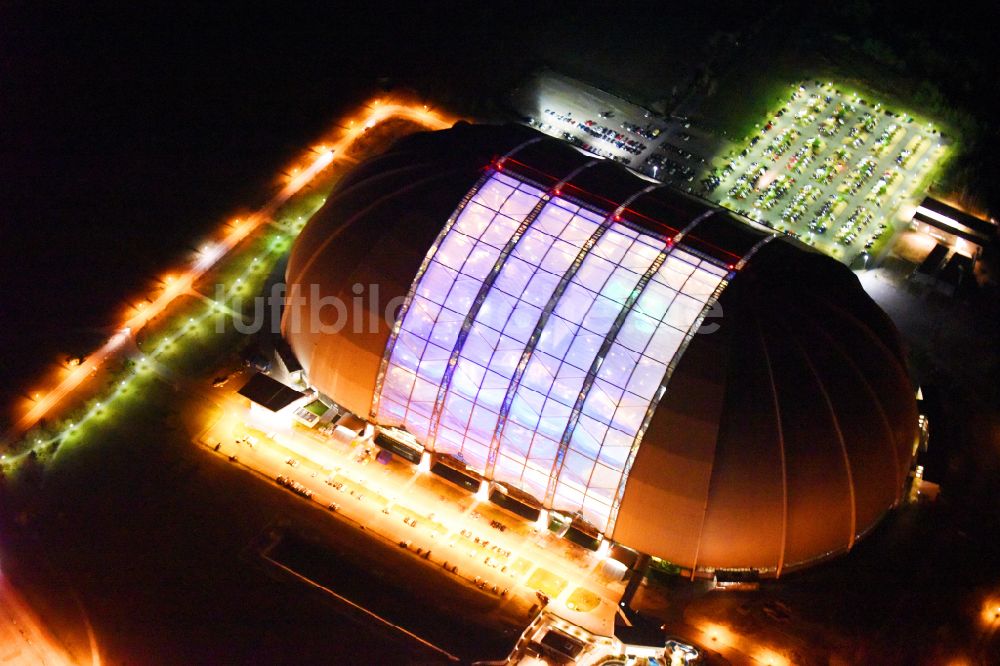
[2,102,452,447]
[0,574,85,666]
[203,411,623,637]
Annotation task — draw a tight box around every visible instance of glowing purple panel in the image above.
[376,170,731,527]
[553,248,727,528]
[376,173,542,436]
[493,227,664,495]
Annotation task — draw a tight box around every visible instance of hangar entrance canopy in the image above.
[372,169,729,532]
[237,373,306,411]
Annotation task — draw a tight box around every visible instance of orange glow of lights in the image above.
[0,576,87,666]
[702,623,731,646]
[755,648,790,666]
[3,96,460,445]
[980,597,1000,627]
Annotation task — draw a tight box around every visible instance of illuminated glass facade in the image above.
[376,170,728,530]
[376,173,545,440]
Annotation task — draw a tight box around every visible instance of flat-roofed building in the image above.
[910,196,997,259]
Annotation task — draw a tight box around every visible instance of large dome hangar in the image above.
[282,122,920,576]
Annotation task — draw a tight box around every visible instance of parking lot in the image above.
[704,80,949,263]
[204,406,625,638]
[514,71,724,195]
[516,74,951,267]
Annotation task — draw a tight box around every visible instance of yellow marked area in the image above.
[511,557,533,577]
[425,520,449,538]
[392,504,423,523]
[565,587,601,613]
[526,567,568,599]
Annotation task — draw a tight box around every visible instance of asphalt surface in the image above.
[514,74,948,269]
[515,72,724,195]
[708,81,946,264]
[201,401,626,638]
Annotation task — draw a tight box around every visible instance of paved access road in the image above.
[0,574,83,666]
[201,404,625,637]
[2,102,453,448]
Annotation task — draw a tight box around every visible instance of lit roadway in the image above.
[210,411,790,664]
[0,572,95,666]
[1,101,452,448]
[204,405,623,638]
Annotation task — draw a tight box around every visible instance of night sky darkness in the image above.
[2,4,379,407]
[2,1,997,409]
